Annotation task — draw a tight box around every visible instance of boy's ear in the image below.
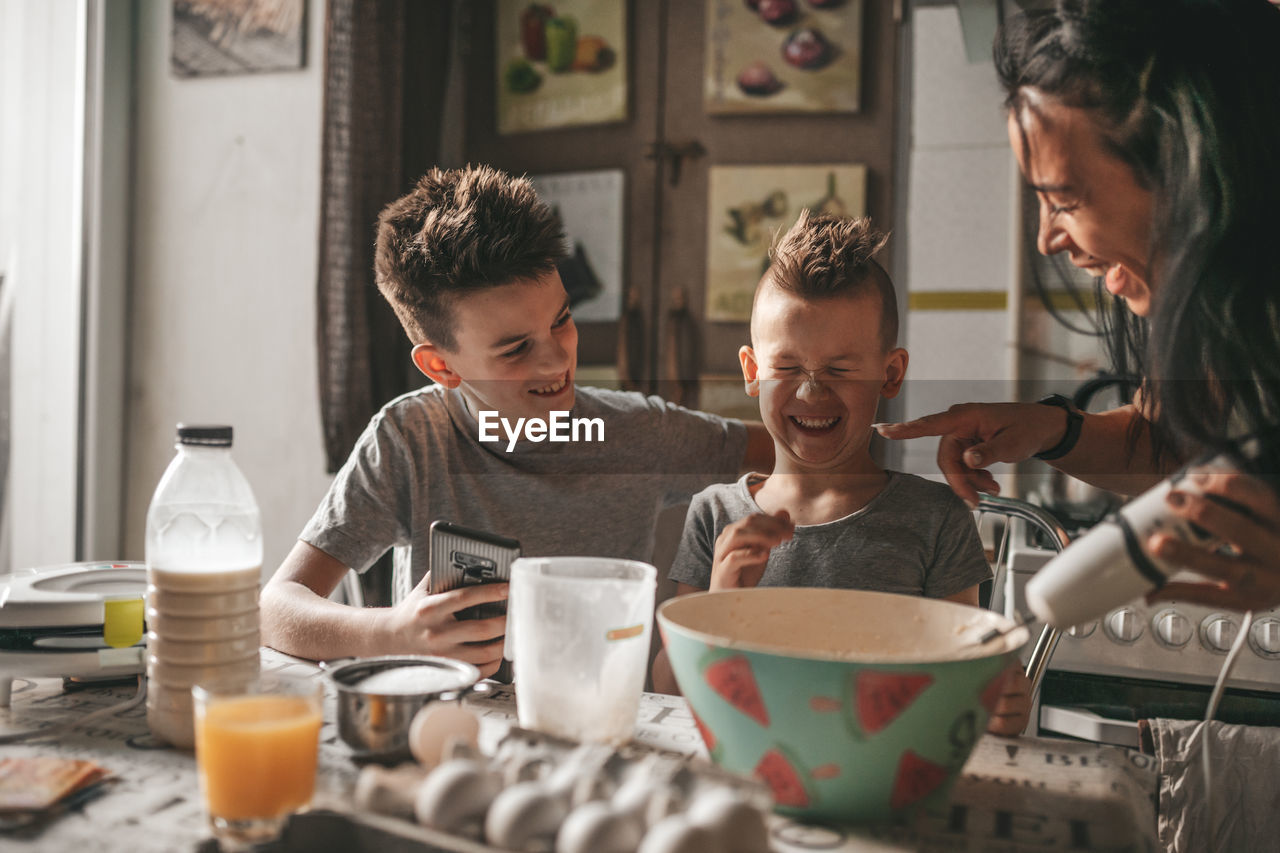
[880,347,909,399]
[411,343,461,389]
[739,345,761,397]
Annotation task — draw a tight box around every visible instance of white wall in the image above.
[123,0,332,579]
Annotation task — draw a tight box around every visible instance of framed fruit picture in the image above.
[704,0,863,115]
[496,0,628,134]
[705,164,867,322]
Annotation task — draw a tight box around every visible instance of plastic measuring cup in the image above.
[508,557,656,744]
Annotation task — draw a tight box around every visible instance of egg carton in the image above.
[352,724,773,853]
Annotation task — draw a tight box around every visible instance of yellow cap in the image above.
[103,596,144,648]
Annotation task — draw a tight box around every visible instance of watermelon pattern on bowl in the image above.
[657,587,1027,824]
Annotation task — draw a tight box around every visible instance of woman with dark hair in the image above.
[878,0,1280,611]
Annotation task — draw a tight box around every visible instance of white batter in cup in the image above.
[508,557,656,744]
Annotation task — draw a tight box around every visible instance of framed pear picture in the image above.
[705,164,867,322]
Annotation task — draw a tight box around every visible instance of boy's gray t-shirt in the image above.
[669,472,990,598]
[300,384,747,587]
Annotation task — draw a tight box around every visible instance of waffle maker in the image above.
[0,562,147,706]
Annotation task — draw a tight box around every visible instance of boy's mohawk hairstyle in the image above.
[767,208,888,297]
[765,209,898,347]
[375,165,567,349]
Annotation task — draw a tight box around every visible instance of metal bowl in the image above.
[324,655,481,763]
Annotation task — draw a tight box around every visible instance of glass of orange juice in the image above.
[193,672,324,850]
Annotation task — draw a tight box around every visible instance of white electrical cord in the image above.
[1199,609,1253,852]
[0,675,147,744]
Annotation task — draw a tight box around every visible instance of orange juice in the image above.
[195,694,322,820]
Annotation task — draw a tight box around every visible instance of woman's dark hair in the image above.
[995,0,1280,467]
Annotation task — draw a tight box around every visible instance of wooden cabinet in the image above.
[463,0,901,408]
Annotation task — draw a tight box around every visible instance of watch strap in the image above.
[1034,394,1084,461]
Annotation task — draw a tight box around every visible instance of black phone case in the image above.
[427,521,520,621]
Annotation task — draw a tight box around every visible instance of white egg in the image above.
[637,814,719,853]
[408,701,480,769]
[555,800,644,853]
[545,749,611,807]
[414,758,501,834]
[612,778,682,829]
[611,775,660,821]
[484,781,569,851]
[353,763,426,820]
[686,788,769,853]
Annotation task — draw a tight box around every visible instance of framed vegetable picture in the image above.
[704,0,863,115]
[496,0,628,134]
[705,164,867,322]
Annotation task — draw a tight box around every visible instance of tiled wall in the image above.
[898,5,1019,490]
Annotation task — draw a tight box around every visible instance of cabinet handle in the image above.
[663,288,700,407]
[616,289,646,391]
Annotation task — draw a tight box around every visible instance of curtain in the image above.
[317,0,454,473]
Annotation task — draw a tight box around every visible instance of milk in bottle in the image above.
[145,425,262,748]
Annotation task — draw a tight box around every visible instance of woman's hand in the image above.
[1147,468,1280,612]
[380,572,509,677]
[985,664,1032,737]
[709,511,794,591]
[876,403,1067,507]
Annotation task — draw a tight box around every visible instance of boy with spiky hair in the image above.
[261,165,771,673]
[653,210,1030,735]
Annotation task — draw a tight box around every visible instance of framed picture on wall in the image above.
[171,0,306,78]
[495,0,628,134]
[704,0,863,115]
[530,169,625,323]
[705,164,867,322]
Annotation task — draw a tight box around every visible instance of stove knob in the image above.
[1152,609,1193,649]
[1201,615,1240,654]
[1249,618,1280,659]
[1066,621,1097,639]
[1104,608,1143,644]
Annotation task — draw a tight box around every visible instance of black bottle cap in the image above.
[176,424,233,447]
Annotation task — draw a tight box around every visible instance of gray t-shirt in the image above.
[301,385,747,587]
[670,472,990,598]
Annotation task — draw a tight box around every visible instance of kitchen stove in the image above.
[994,516,1280,746]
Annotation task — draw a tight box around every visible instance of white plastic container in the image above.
[508,557,656,744]
[145,424,262,748]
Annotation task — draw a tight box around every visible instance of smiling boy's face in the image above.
[412,269,578,422]
[741,281,906,474]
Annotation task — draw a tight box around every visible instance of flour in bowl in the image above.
[354,666,469,695]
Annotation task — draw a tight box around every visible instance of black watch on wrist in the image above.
[1034,394,1084,461]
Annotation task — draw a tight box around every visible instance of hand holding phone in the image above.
[382,572,509,677]
[427,521,520,681]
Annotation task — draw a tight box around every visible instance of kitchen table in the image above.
[1,649,1157,852]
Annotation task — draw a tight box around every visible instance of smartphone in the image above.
[427,521,519,682]
[427,520,520,618]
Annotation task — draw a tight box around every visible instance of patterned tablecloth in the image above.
[0,651,1158,852]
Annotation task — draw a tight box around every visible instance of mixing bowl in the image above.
[657,588,1028,823]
